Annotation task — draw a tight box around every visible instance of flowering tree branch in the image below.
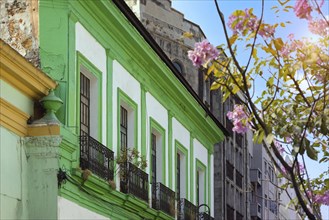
[187,0,329,219]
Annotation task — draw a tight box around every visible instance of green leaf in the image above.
[273,38,284,51]
[253,130,265,144]
[229,34,238,45]
[210,81,221,90]
[306,146,318,161]
[324,179,329,188]
[266,134,275,145]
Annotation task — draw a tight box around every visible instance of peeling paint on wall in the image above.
[1,0,39,66]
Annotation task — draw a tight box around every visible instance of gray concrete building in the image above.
[250,143,280,220]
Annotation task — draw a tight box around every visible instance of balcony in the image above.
[152,182,175,217]
[178,198,197,220]
[80,135,114,181]
[120,162,149,202]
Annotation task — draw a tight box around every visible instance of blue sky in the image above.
[171,0,329,218]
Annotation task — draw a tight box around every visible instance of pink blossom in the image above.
[232,120,249,133]
[227,105,249,134]
[314,72,327,82]
[274,140,285,154]
[288,33,295,40]
[296,162,305,174]
[227,9,275,39]
[294,0,312,19]
[314,191,329,206]
[188,40,219,67]
[308,18,329,36]
[258,24,275,38]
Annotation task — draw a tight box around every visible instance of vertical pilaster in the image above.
[168,110,173,190]
[189,133,194,204]
[24,135,62,220]
[141,85,147,160]
[106,49,114,149]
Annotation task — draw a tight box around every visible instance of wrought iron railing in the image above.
[152,182,175,217]
[178,198,197,220]
[80,135,114,181]
[226,160,234,181]
[120,162,149,202]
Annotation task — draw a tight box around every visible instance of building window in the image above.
[265,194,268,208]
[120,106,128,152]
[117,88,137,155]
[227,205,234,220]
[177,153,181,199]
[80,73,90,137]
[151,133,157,185]
[173,61,183,74]
[175,142,188,200]
[196,159,206,207]
[196,170,200,206]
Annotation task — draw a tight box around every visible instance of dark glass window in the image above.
[151,133,157,184]
[196,171,200,207]
[227,205,234,220]
[120,106,128,152]
[176,153,181,199]
[80,73,90,137]
[173,61,183,73]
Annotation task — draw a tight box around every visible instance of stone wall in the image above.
[0,0,39,66]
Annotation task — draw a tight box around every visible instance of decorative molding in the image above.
[0,40,57,100]
[24,135,62,158]
[28,124,60,136]
[0,98,29,136]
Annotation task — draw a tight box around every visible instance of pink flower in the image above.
[232,120,249,133]
[227,105,249,134]
[313,191,329,206]
[274,140,285,154]
[308,18,329,36]
[188,40,219,67]
[227,9,275,39]
[294,0,312,19]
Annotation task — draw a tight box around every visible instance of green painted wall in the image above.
[0,127,29,220]
[37,0,225,219]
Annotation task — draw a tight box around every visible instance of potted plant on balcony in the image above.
[108,148,147,190]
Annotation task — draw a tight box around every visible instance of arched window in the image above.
[173,61,183,74]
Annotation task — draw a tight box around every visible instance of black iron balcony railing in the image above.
[120,162,149,202]
[226,160,234,181]
[178,198,197,220]
[152,182,175,217]
[80,135,114,181]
